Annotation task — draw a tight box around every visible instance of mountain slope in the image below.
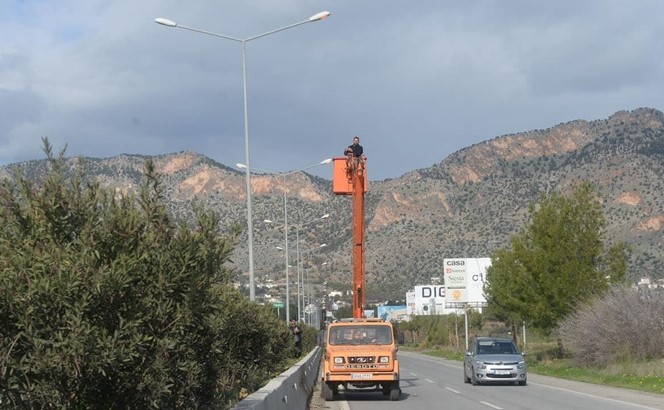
[2,108,663,300]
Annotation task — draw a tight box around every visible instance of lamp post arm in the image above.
[171,24,243,42]
[284,158,332,177]
[245,19,311,42]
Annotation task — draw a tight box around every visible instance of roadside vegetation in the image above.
[0,140,313,409]
[396,183,663,396]
[397,301,664,395]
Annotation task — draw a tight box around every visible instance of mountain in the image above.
[2,108,663,300]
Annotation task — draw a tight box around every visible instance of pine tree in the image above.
[484,182,630,333]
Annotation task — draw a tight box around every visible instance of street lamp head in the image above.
[276,246,284,250]
[320,158,333,165]
[321,214,330,219]
[236,163,247,169]
[320,244,327,248]
[155,18,177,27]
[264,219,274,223]
[309,11,331,22]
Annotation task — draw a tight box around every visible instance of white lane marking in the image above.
[339,400,351,410]
[480,401,503,409]
[425,378,435,383]
[398,351,463,369]
[446,387,460,394]
[529,381,661,410]
[410,372,417,376]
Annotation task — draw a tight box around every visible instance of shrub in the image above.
[0,141,293,408]
[558,285,664,366]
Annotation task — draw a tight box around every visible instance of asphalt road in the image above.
[309,351,663,410]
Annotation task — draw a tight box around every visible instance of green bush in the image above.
[0,141,293,408]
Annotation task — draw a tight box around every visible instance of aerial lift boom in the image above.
[332,154,368,318]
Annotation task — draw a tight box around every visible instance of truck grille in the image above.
[348,356,375,364]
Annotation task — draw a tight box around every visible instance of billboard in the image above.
[443,258,490,306]
[364,309,375,318]
[411,285,460,315]
[377,305,408,322]
[406,290,416,315]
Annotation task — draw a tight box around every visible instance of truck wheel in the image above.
[389,387,400,401]
[382,384,390,396]
[322,382,335,401]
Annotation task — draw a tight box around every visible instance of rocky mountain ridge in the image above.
[2,108,663,300]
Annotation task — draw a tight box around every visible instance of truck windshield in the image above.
[328,325,393,345]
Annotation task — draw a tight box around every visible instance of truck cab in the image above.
[321,318,400,401]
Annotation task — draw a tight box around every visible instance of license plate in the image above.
[351,373,373,380]
[494,370,511,375]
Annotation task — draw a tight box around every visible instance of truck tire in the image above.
[322,382,335,401]
[389,387,400,401]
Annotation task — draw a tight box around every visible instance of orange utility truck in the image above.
[321,154,400,401]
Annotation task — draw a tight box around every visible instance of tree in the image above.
[484,182,629,333]
[0,140,293,408]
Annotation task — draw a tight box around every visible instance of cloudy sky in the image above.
[2,1,664,180]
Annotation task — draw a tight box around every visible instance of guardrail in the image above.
[232,346,322,410]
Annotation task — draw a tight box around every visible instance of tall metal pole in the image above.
[154,11,331,303]
[241,42,256,301]
[296,227,301,322]
[283,175,290,321]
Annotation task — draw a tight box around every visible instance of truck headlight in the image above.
[334,357,345,364]
[378,356,389,363]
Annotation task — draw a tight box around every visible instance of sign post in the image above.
[273,302,284,319]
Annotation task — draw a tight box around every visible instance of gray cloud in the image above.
[1,0,663,180]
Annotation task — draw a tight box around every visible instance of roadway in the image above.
[311,350,664,410]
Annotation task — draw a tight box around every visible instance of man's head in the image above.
[353,136,359,145]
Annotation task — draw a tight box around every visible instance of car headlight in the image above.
[474,361,486,369]
[378,356,390,363]
[517,361,525,369]
[334,357,345,364]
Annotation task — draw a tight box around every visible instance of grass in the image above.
[528,358,664,395]
[413,344,664,395]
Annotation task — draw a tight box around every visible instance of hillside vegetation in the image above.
[2,108,663,300]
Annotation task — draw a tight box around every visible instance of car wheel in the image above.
[471,368,480,386]
[464,368,471,384]
[518,379,527,386]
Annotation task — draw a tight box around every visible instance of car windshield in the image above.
[329,325,393,345]
[477,340,518,355]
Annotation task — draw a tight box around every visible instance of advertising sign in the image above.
[364,309,375,318]
[377,305,408,322]
[411,285,459,315]
[443,258,490,305]
[406,290,416,315]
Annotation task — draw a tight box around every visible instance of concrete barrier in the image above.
[232,347,322,410]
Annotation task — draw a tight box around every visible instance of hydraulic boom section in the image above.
[332,155,368,319]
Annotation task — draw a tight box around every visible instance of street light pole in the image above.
[238,158,331,320]
[269,215,329,323]
[155,11,331,301]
